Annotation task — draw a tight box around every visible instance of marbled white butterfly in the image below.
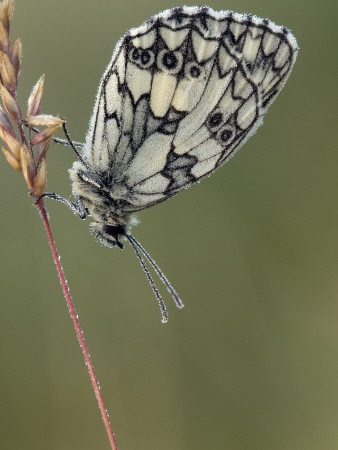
[44,6,298,322]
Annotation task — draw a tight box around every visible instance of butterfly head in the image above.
[90,222,126,249]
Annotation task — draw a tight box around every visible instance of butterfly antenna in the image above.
[126,234,184,309]
[126,234,168,323]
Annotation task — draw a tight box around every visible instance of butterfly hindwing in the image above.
[84,7,297,211]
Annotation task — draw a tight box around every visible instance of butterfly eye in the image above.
[129,47,155,68]
[157,49,183,74]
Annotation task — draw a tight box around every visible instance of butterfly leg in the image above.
[38,193,88,220]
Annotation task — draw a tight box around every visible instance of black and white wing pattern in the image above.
[84,6,298,212]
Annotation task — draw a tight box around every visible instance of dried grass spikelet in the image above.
[25,114,65,128]
[27,75,44,116]
[0,4,9,31]
[0,51,17,90]
[0,0,14,51]
[0,0,15,29]
[0,21,9,52]
[10,36,22,78]
[0,83,21,122]
[33,157,47,197]
[31,124,63,146]
[0,103,16,136]
[0,126,20,159]
[36,136,53,164]
[2,145,20,171]
[20,144,36,192]
[25,114,65,164]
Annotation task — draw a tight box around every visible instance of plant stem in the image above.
[37,199,118,450]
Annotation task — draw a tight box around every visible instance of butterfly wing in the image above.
[84,7,298,212]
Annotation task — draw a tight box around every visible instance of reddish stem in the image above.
[37,199,118,450]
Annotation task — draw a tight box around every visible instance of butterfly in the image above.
[44,6,298,322]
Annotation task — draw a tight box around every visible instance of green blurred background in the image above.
[0,0,337,449]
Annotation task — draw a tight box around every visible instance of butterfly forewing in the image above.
[82,7,297,213]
